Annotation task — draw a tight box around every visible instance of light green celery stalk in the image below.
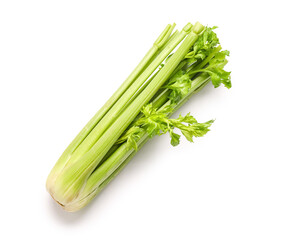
[49,22,205,206]
[63,73,211,211]
[47,24,191,191]
[64,24,192,166]
[46,23,176,190]
[63,44,231,211]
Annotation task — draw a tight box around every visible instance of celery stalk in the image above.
[46,22,231,211]
[63,23,192,167]
[63,73,211,211]
[46,23,176,190]
[50,23,203,205]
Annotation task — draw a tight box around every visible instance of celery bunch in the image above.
[46,22,231,212]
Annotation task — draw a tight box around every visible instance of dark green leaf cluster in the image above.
[204,50,231,88]
[165,70,192,103]
[117,103,214,150]
[117,26,230,151]
[185,26,219,63]
[163,26,231,103]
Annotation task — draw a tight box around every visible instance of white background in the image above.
[0,0,282,239]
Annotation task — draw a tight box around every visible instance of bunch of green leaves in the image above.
[163,50,231,104]
[163,26,231,103]
[164,70,192,103]
[205,50,231,88]
[185,26,219,63]
[190,50,231,89]
[117,26,230,151]
[117,103,214,150]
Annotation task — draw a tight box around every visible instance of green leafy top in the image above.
[164,70,192,103]
[117,26,230,151]
[185,26,219,63]
[189,50,231,89]
[117,103,214,150]
[163,27,230,104]
[206,50,231,88]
